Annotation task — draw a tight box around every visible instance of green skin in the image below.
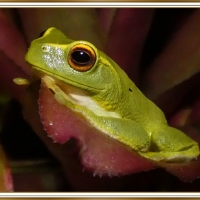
[25,27,199,162]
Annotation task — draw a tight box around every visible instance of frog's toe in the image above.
[139,144,199,162]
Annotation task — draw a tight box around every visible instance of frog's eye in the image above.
[68,44,96,72]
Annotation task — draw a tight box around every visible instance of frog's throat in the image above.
[42,75,121,119]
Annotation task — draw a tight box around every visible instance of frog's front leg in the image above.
[97,117,151,152]
[140,126,199,162]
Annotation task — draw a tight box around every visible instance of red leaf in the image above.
[38,79,155,176]
[38,78,200,181]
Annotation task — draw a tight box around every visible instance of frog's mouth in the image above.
[30,65,103,92]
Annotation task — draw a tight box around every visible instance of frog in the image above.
[14,27,199,162]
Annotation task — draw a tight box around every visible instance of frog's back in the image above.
[105,54,168,132]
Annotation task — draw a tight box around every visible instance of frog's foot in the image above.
[139,144,199,162]
[142,126,200,162]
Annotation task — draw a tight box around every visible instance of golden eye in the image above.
[68,43,96,72]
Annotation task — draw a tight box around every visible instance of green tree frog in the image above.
[20,27,200,162]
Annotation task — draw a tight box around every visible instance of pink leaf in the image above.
[38,79,200,181]
[38,79,156,176]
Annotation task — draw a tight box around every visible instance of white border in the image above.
[0,192,200,198]
[0,2,200,7]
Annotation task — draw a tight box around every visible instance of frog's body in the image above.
[23,27,199,162]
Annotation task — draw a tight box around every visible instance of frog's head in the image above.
[25,27,128,111]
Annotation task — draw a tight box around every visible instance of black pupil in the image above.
[71,50,90,65]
